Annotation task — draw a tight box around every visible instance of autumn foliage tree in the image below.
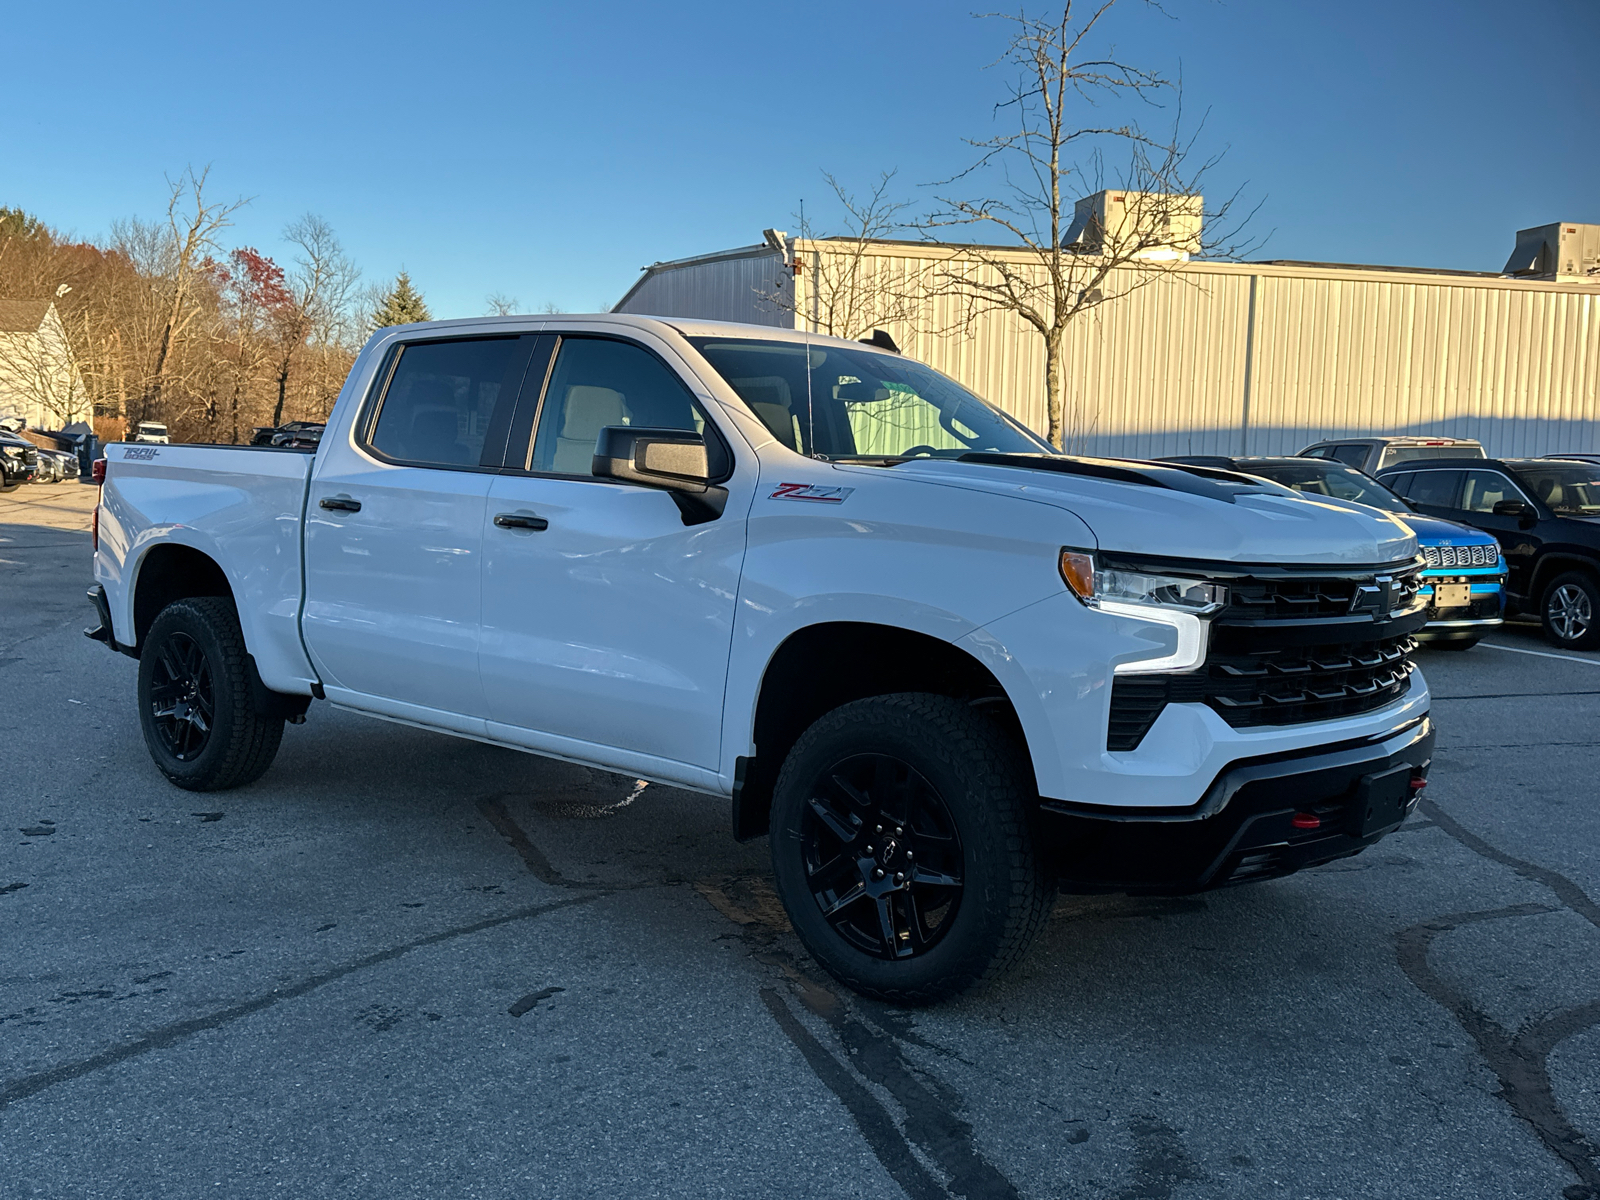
[0,173,369,443]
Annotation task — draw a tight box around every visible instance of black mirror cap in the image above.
[592,425,728,524]
[1492,499,1534,518]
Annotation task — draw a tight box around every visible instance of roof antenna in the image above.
[859,329,899,353]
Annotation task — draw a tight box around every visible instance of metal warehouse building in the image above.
[615,230,1600,459]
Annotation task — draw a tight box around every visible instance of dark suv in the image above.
[0,432,39,489]
[1376,458,1600,649]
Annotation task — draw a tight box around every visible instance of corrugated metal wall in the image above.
[617,249,795,328]
[624,240,1600,459]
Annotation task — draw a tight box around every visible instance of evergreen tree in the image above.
[370,270,432,328]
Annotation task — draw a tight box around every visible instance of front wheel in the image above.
[138,597,284,790]
[1541,572,1600,650]
[769,693,1050,1004]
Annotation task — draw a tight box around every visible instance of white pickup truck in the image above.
[89,315,1434,1001]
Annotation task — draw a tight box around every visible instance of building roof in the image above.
[0,298,52,333]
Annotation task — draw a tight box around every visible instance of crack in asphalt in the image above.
[702,874,1021,1200]
[1395,905,1600,1197]
[0,891,606,1114]
[1398,799,1600,1197]
[476,795,609,889]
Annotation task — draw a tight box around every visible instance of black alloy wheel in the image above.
[1542,572,1600,650]
[799,752,965,961]
[770,693,1050,1004]
[148,631,215,760]
[137,596,285,791]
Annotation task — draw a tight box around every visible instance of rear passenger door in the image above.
[1394,469,1464,520]
[476,332,750,775]
[303,334,538,725]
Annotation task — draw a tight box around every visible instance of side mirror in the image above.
[592,425,728,525]
[1492,499,1536,526]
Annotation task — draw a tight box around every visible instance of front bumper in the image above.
[1416,571,1504,639]
[1037,716,1434,894]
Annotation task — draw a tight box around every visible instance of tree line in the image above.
[0,168,432,443]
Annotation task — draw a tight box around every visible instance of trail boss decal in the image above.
[123,447,160,461]
[770,482,854,504]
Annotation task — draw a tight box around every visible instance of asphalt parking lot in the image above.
[3,481,1599,1200]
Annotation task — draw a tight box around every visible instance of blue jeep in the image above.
[1160,456,1505,649]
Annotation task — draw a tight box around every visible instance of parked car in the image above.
[250,421,325,449]
[37,448,78,483]
[90,315,1435,1001]
[1298,436,1484,475]
[1377,457,1600,649]
[1161,456,1505,649]
[133,422,170,444]
[0,432,39,489]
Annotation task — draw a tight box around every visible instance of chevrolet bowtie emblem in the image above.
[1349,575,1395,615]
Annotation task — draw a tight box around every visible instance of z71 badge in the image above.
[770,482,854,504]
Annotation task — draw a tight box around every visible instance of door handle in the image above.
[494,512,548,531]
[319,495,362,513]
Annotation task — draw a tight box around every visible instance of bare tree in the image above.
[920,2,1251,449]
[763,172,934,341]
[120,167,248,427]
[485,292,519,316]
[270,214,358,426]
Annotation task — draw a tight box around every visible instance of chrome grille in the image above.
[1422,543,1498,568]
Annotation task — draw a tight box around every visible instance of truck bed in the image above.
[96,442,319,695]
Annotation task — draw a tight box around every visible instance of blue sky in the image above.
[3,0,1596,318]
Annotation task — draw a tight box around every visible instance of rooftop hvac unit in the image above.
[1502,222,1600,281]
[1062,190,1203,261]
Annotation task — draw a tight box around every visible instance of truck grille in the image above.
[1105,561,1426,752]
[1422,543,1497,568]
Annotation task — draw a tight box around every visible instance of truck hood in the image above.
[879,456,1419,566]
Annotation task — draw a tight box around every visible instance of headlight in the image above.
[1060,549,1224,676]
[1059,550,1227,614]
[1,446,21,457]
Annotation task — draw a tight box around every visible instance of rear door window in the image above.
[1329,444,1369,468]
[1384,472,1415,497]
[1404,470,1465,509]
[364,337,532,469]
[523,336,728,478]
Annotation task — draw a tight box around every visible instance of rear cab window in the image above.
[363,336,535,469]
[1378,443,1485,471]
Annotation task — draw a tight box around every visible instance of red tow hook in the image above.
[1291,813,1321,830]
[1409,774,1428,792]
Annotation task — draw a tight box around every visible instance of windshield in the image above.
[1511,464,1600,515]
[687,336,1050,461]
[1243,461,1410,513]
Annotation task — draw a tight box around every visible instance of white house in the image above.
[0,298,85,432]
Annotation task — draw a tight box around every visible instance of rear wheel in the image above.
[769,693,1050,1004]
[138,597,283,790]
[1541,572,1600,650]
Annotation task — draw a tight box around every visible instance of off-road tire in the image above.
[1541,571,1600,651]
[769,693,1051,1004]
[138,597,284,791]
